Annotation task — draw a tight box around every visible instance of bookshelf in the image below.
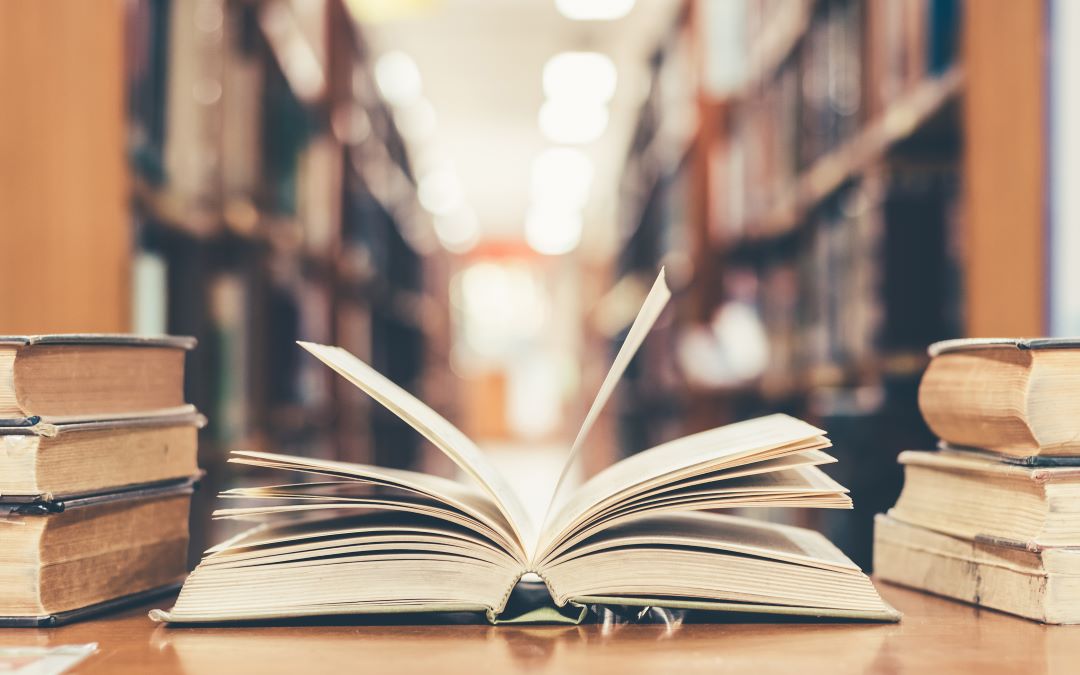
[607,0,1044,568]
[123,0,454,560]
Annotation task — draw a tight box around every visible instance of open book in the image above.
[152,271,897,624]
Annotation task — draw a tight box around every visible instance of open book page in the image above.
[221,451,526,563]
[537,414,829,561]
[298,342,535,556]
[205,511,508,555]
[538,513,897,619]
[210,493,528,562]
[624,449,837,495]
[154,511,522,623]
[540,269,672,544]
[547,512,863,573]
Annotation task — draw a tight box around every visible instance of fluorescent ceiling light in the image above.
[418,165,463,216]
[455,262,548,358]
[543,52,617,103]
[525,206,583,255]
[554,0,635,21]
[538,99,609,144]
[433,207,480,253]
[374,50,422,107]
[531,147,594,210]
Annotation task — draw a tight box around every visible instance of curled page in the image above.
[539,269,671,548]
[298,342,536,556]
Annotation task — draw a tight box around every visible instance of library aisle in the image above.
[2,0,1080,669]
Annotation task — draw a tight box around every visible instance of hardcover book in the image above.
[0,334,195,425]
[0,411,204,500]
[153,271,897,624]
[875,514,1080,624]
[919,338,1080,457]
[0,479,195,626]
[888,449,1080,549]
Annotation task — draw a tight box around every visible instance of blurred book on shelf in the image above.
[124,0,454,554]
[601,0,967,566]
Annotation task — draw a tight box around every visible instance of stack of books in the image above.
[0,335,200,626]
[875,338,1080,623]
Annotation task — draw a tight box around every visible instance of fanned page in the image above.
[542,269,672,540]
[537,414,832,561]
[298,342,536,556]
[217,450,528,564]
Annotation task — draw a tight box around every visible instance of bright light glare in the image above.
[374,50,422,106]
[417,166,463,216]
[525,206,583,255]
[554,0,635,21]
[531,147,593,210]
[433,207,480,253]
[543,52,617,103]
[538,99,609,144]
[507,356,563,439]
[395,98,437,142]
[456,262,548,358]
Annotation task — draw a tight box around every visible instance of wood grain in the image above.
[0,582,1075,674]
[963,0,1046,336]
[0,1,131,333]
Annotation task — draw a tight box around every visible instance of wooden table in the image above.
[1,581,1076,674]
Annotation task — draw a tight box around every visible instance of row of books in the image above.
[0,337,198,626]
[730,164,963,392]
[714,0,961,242]
[136,218,430,446]
[875,339,1080,624]
[127,0,443,444]
[125,0,449,554]
[613,2,967,569]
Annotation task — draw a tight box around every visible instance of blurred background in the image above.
[1,0,1076,570]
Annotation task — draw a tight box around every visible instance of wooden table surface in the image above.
[2,581,1076,674]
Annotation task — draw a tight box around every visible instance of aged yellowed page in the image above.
[541,269,671,545]
[298,342,536,554]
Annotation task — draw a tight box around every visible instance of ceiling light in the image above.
[538,99,609,144]
[525,206,583,255]
[374,50,422,107]
[531,147,594,210]
[543,52,618,103]
[417,166,463,216]
[554,0,635,21]
[433,207,480,253]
